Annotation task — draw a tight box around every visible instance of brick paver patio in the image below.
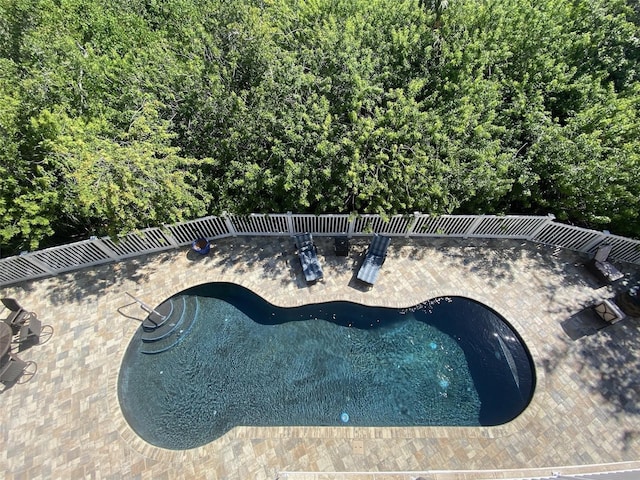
[1,236,639,479]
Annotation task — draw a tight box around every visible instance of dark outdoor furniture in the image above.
[1,298,53,346]
[587,243,624,283]
[1,321,35,386]
[334,236,349,256]
[18,316,43,344]
[356,234,391,286]
[0,353,28,384]
[615,286,640,317]
[293,233,324,283]
[0,322,12,359]
[1,298,34,334]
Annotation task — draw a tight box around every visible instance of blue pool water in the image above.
[118,283,535,450]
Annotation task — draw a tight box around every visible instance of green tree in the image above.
[34,103,209,239]
[1,0,640,253]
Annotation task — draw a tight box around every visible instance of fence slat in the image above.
[0,256,50,284]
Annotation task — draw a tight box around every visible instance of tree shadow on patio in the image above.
[207,236,295,282]
[542,315,640,452]
[33,251,179,306]
[581,321,640,415]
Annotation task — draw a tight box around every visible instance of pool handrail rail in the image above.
[125,292,167,323]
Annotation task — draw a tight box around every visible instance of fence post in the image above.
[19,252,57,275]
[463,215,485,238]
[159,228,180,247]
[286,211,294,235]
[582,230,612,254]
[90,236,121,261]
[223,212,238,237]
[405,212,422,237]
[347,215,356,238]
[527,214,556,242]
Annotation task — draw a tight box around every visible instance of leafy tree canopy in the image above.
[1,0,639,253]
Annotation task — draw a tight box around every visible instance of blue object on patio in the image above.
[293,233,323,283]
[357,234,391,286]
[191,238,211,255]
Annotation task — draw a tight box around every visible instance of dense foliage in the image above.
[1,0,639,252]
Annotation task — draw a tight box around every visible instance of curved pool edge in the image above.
[107,281,546,462]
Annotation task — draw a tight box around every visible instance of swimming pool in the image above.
[118,282,535,450]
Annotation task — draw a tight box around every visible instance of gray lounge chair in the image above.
[294,233,324,283]
[1,298,32,334]
[0,353,28,384]
[18,316,42,344]
[357,234,391,285]
[587,243,623,283]
[1,298,52,346]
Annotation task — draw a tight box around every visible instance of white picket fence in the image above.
[1,212,639,287]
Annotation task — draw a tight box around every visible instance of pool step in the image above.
[141,299,176,332]
[140,296,199,354]
[141,297,185,342]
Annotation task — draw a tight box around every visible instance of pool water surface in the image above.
[118,283,535,450]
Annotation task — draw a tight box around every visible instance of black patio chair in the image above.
[0,352,37,386]
[293,233,324,283]
[1,298,53,346]
[334,236,349,256]
[1,298,33,334]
